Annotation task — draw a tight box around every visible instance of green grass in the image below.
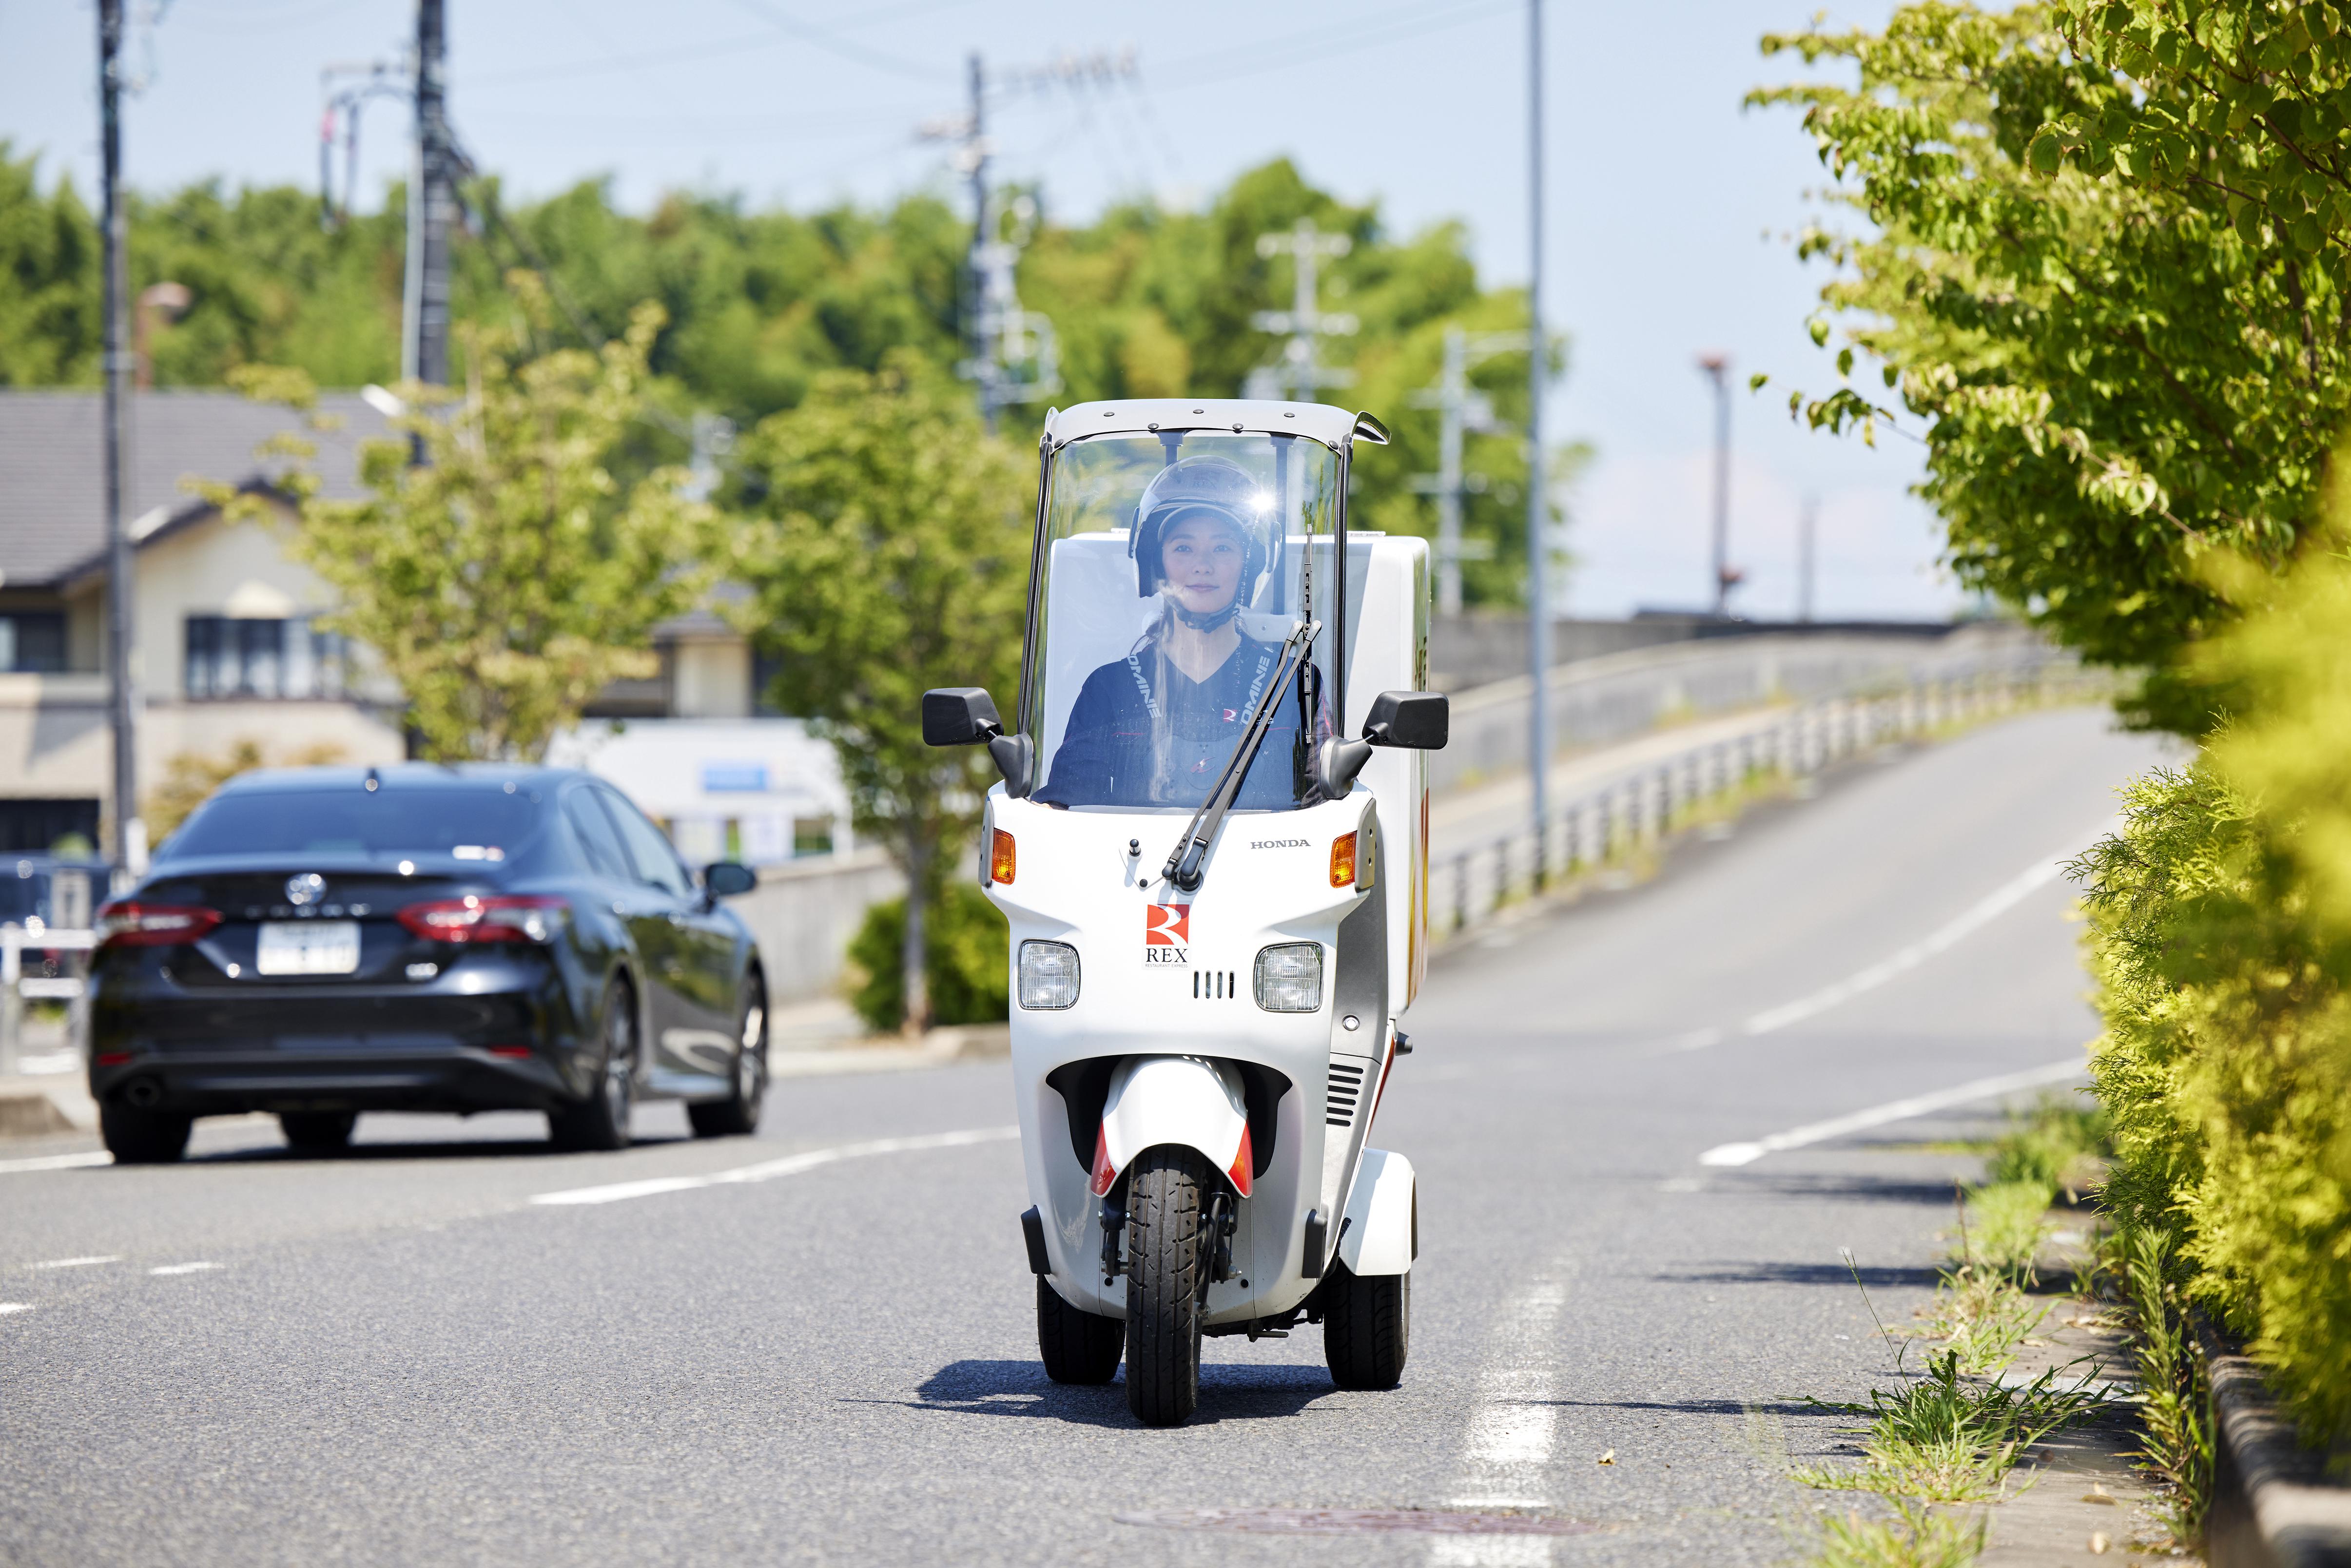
[1804,1500,1988,1568]
[1915,1263,2048,1376]
[1960,1180,2058,1281]
[1796,1348,2111,1503]
[1983,1094,2109,1201]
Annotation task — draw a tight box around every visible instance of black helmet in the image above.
[1129,456,1273,602]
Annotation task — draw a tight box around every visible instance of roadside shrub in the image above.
[2074,543,2351,1451]
[846,882,1008,1033]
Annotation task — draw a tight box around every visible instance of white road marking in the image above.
[148,1261,219,1276]
[1697,1060,2085,1167]
[0,1303,32,1315]
[528,1126,1021,1207]
[32,1256,119,1270]
[1740,827,2108,1038]
[1435,1272,1571,1565]
[0,1151,113,1176]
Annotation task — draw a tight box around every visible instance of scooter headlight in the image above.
[1017,940,1080,1010]
[1253,942,1323,1012]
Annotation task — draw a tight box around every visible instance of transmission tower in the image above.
[1246,218,1356,402]
[1409,326,1529,615]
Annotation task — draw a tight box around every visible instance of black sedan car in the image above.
[89,764,768,1164]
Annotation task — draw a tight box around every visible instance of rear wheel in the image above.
[1322,1261,1410,1390]
[1038,1277,1125,1384]
[278,1111,356,1152]
[1124,1145,1211,1426]
[687,982,766,1139]
[100,1103,192,1165]
[550,981,636,1152]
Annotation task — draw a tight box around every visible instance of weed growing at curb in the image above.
[1802,1499,1988,1568]
[1795,1347,2111,1503]
[2104,1221,2214,1546]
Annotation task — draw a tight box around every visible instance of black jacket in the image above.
[1038,636,1306,809]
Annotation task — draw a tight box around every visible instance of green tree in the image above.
[726,357,1030,1033]
[222,278,711,760]
[1751,3,2341,728]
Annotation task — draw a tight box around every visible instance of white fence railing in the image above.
[1435,661,2101,940]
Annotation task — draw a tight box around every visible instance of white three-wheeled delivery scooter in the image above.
[924,399,1447,1427]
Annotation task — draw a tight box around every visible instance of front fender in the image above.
[1337,1148,1416,1276]
[1093,1055,1253,1199]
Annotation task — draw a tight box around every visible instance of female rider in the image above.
[1038,456,1312,809]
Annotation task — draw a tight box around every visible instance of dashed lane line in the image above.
[528,1126,1021,1207]
[0,1303,32,1315]
[1433,1270,1572,1568]
[149,1261,219,1276]
[31,1256,119,1270]
[1738,825,2109,1040]
[1697,1060,2085,1168]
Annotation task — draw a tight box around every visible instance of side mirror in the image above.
[703,861,758,898]
[922,687,1002,747]
[1362,690,1448,751]
[922,687,1033,798]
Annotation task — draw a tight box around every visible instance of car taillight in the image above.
[397,895,567,944]
[95,901,222,948]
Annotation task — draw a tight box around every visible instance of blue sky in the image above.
[1,0,1958,621]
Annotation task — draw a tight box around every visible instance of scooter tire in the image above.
[1037,1278,1124,1385]
[1323,1261,1410,1390]
[1124,1144,1211,1427]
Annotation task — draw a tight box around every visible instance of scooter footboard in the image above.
[1095,1055,1251,1196]
[1336,1148,1416,1276]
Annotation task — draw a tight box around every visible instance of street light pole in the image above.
[1698,353,1732,617]
[400,0,454,388]
[1525,0,1551,879]
[98,0,140,876]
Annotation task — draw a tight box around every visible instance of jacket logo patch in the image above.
[1144,903,1190,964]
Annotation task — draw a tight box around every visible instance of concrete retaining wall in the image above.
[734,848,905,1005]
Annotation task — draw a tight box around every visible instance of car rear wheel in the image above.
[550,980,636,1152]
[687,982,767,1140]
[279,1111,357,1152]
[101,1103,192,1165]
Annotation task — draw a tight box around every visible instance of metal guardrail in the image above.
[1437,662,2101,940]
[0,925,96,1077]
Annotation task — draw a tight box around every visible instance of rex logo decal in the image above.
[1144,903,1190,965]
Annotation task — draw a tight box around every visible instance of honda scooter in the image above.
[924,398,1446,1426]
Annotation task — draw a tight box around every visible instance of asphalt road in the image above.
[0,706,2168,1568]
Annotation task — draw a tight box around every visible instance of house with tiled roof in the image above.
[0,389,845,868]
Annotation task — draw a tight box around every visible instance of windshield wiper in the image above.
[1162,619,1319,893]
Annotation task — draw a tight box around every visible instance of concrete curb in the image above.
[768,1023,1010,1079]
[2199,1321,2351,1568]
[0,1073,97,1137]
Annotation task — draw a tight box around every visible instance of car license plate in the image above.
[256,921,361,977]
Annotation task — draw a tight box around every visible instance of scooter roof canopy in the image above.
[1041,399,1386,453]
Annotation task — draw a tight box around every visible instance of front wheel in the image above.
[1322,1261,1410,1390]
[687,983,766,1139]
[1124,1145,1211,1426]
[1037,1278,1124,1384]
[550,980,636,1153]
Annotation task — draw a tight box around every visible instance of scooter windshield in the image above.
[1025,429,1341,812]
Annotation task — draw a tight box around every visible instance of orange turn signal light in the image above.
[1330,831,1358,889]
[990,829,1017,885]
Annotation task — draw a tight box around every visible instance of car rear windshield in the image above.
[162,789,540,862]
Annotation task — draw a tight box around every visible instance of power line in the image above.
[723,0,949,85]
[1150,0,1518,92]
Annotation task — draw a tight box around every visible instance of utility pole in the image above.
[925,51,1062,431]
[1797,492,1818,624]
[1409,327,1526,616]
[1248,218,1357,401]
[1697,352,1733,617]
[401,0,455,387]
[98,0,141,877]
[1525,0,1551,873]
